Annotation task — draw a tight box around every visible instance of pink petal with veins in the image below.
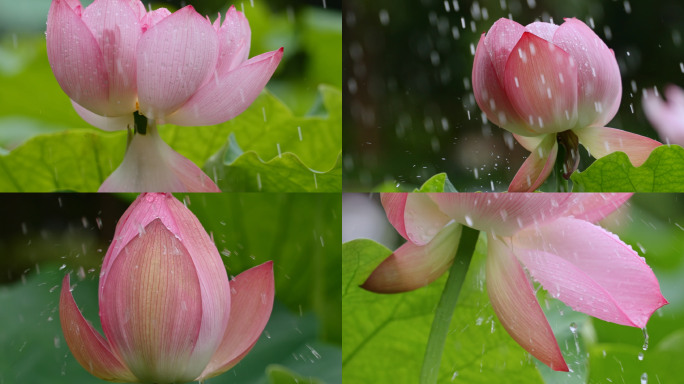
[504,32,578,134]
[99,193,229,378]
[513,217,668,327]
[564,193,632,223]
[200,262,275,380]
[483,18,526,82]
[47,0,109,115]
[81,0,141,116]
[100,219,206,382]
[473,34,528,134]
[380,193,408,240]
[59,275,137,382]
[508,134,558,192]
[428,190,572,236]
[216,6,252,73]
[362,222,462,293]
[574,126,661,166]
[553,18,622,128]
[166,49,282,126]
[486,234,569,371]
[136,6,219,120]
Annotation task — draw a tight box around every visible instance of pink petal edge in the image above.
[487,234,569,371]
[59,274,137,382]
[508,134,558,192]
[166,48,283,126]
[574,126,662,167]
[199,261,275,380]
[513,217,668,328]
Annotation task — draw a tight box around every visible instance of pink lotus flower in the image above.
[365,193,667,371]
[60,193,274,382]
[472,18,661,191]
[46,0,283,191]
[643,85,684,145]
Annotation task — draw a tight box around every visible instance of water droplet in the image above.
[638,352,644,361]
[640,372,648,384]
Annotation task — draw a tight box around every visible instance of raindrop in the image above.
[638,352,644,361]
[297,126,303,141]
[379,9,390,26]
[642,327,649,351]
[59,264,66,271]
[624,1,632,14]
[569,322,577,333]
[640,372,648,384]
[256,173,262,191]
[465,215,473,226]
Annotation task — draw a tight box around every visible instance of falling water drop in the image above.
[638,352,644,361]
[465,215,473,226]
[640,372,648,384]
[642,327,649,351]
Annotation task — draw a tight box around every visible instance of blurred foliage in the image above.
[571,145,684,192]
[0,193,341,383]
[0,0,341,191]
[343,194,684,383]
[343,0,684,191]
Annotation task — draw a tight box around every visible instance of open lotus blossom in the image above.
[364,193,667,371]
[60,193,274,383]
[643,85,684,145]
[472,18,661,191]
[47,0,283,191]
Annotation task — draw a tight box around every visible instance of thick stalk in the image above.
[419,226,480,384]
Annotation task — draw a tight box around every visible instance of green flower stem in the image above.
[419,226,480,384]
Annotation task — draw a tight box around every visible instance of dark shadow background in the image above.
[343,0,684,191]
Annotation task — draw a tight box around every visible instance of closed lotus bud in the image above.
[60,193,274,383]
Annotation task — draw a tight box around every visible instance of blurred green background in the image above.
[343,0,684,191]
[342,193,684,383]
[0,193,341,383]
[0,0,341,152]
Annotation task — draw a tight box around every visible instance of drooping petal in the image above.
[100,193,231,376]
[199,262,274,380]
[100,219,206,382]
[508,134,558,192]
[362,221,462,293]
[428,190,573,236]
[553,18,622,128]
[71,100,133,131]
[59,275,137,382]
[136,5,219,120]
[574,126,661,166]
[216,6,251,74]
[472,34,528,134]
[564,193,632,223]
[165,49,283,126]
[643,85,684,145]
[98,125,220,192]
[486,234,569,371]
[504,32,579,134]
[47,0,110,115]
[513,217,668,328]
[483,18,526,83]
[81,0,141,116]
